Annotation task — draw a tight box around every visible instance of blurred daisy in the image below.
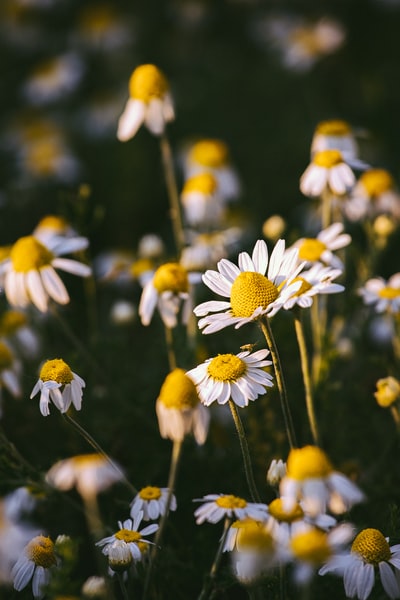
[110,300,136,326]
[81,575,108,598]
[156,368,209,444]
[117,64,174,141]
[130,486,177,521]
[345,169,400,222]
[194,493,269,525]
[229,519,278,583]
[137,233,165,260]
[300,149,355,197]
[374,376,400,408]
[262,215,286,243]
[293,222,351,269]
[76,3,132,51]
[11,535,58,599]
[105,539,132,573]
[0,234,91,313]
[280,445,365,517]
[358,273,400,314]
[181,228,243,271]
[311,119,358,163]
[266,458,287,488]
[319,528,400,600]
[22,53,84,106]
[181,172,225,228]
[33,215,78,246]
[96,513,158,562]
[0,340,22,412]
[282,263,344,310]
[30,358,85,416]
[193,239,304,334]
[93,249,136,284]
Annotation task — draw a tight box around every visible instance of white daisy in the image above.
[280,445,365,517]
[282,263,344,310]
[96,512,158,562]
[11,535,58,599]
[358,273,400,314]
[117,64,174,141]
[194,493,269,525]
[229,519,279,583]
[0,309,40,359]
[311,119,359,163]
[193,239,304,334]
[23,52,84,106]
[344,168,400,222]
[293,222,351,269]
[0,234,91,313]
[33,214,78,246]
[130,486,177,521]
[30,358,85,416]
[300,148,355,197]
[181,172,225,228]
[186,348,273,408]
[319,528,400,600]
[0,340,22,412]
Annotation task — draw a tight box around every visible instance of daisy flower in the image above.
[130,486,177,521]
[293,222,351,269]
[33,214,78,246]
[0,309,40,358]
[117,64,174,141]
[30,358,85,416]
[194,493,269,525]
[344,168,400,222]
[311,119,359,163]
[181,172,225,228]
[186,348,273,408]
[374,376,400,408]
[280,445,365,517]
[0,340,22,413]
[193,239,304,334]
[0,234,91,313]
[96,512,158,562]
[228,519,279,584]
[319,528,400,600]
[11,535,58,599]
[300,149,355,197]
[282,263,344,310]
[156,368,210,444]
[358,273,400,314]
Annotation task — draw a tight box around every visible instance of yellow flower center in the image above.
[152,263,189,294]
[26,139,60,176]
[315,120,351,136]
[236,519,274,552]
[115,529,142,544]
[190,139,229,168]
[0,342,13,371]
[290,529,331,564]
[268,498,304,523]
[287,445,333,480]
[207,354,246,382]
[374,376,400,408]
[351,528,391,565]
[158,368,200,409]
[0,245,11,261]
[37,215,69,233]
[378,286,400,300]
[71,454,105,468]
[130,258,154,278]
[182,173,218,195]
[215,494,247,509]
[39,358,74,385]
[10,236,54,273]
[0,310,27,335]
[313,149,344,168]
[79,5,117,33]
[129,64,168,103]
[291,277,313,297]
[298,239,326,262]
[26,536,57,568]
[230,272,279,318]
[360,169,393,197]
[139,486,162,501]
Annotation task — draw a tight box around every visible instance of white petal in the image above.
[117,99,145,141]
[40,267,70,305]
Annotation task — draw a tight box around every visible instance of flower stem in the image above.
[310,297,323,387]
[228,400,261,503]
[117,572,130,600]
[164,325,177,371]
[293,311,320,446]
[259,317,297,449]
[197,516,232,600]
[160,133,185,258]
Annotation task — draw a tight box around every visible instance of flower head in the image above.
[181,172,225,228]
[30,358,85,416]
[374,376,400,408]
[345,168,400,222]
[11,535,58,599]
[0,340,22,409]
[300,149,355,197]
[194,239,304,334]
[194,493,269,525]
[282,263,344,310]
[96,512,158,562]
[229,518,278,583]
[311,119,358,162]
[117,64,174,140]
[0,309,40,358]
[130,486,177,521]
[186,348,273,408]
[358,273,400,314]
[293,223,351,269]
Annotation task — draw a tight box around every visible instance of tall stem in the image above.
[293,312,320,446]
[197,516,232,600]
[160,133,185,258]
[259,318,297,449]
[228,400,261,503]
[164,325,177,371]
[310,298,323,386]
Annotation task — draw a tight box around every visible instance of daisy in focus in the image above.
[186,348,273,408]
[282,262,344,310]
[117,63,174,141]
[194,493,269,525]
[280,445,365,517]
[30,358,85,416]
[130,486,177,521]
[293,222,351,269]
[11,535,59,599]
[96,512,158,562]
[155,368,210,444]
[193,239,304,334]
[300,149,355,197]
[0,234,91,312]
[358,273,400,314]
[319,528,400,600]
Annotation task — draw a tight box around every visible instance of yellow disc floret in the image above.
[230,272,279,318]
[158,368,200,409]
[26,535,57,568]
[236,519,274,552]
[290,529,331,564]
[40,358,73,385]
[153,263,189,294]
[10,236,54,273]
[215,494,247,509]
[315,120,351,136]
[313,149,344,168]
[287,445,333,480]
[374,376,400,408]
[207,354,246,382]
[0,342,13,371]
[129,64,168,103]
[182,173,218,195]
[190,139,229,168]
[268,498,304,523]
[378,287,400,300]
[298,239,326,262]
[351,528,391,565]
[291,277,313,297]
[139,486,162,501]
[0,310,27,335]
[36,215,69,233]
[115,529,142,543]
[360,169,394,197]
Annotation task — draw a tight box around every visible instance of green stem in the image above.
[293,311,320,446]
[259,317,297,449]
[197,516,232,600]
[117,572,130,600]
[160,133,185,258]
[310,297,323,387]
[164,325,177,371]
[321,188,332,230]
[228,400,261,503]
